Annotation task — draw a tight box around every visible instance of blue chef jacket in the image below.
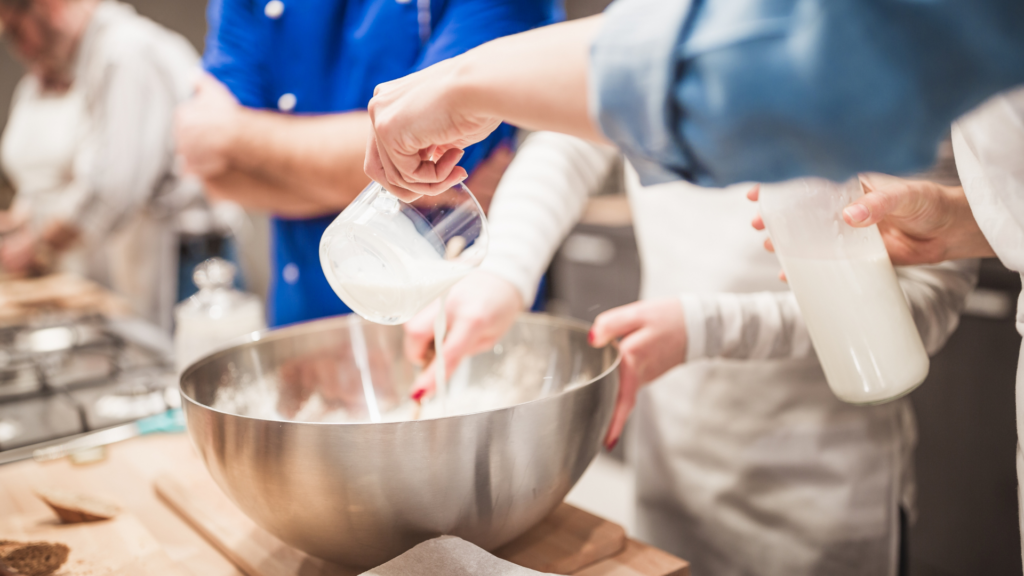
[203,0,561,326]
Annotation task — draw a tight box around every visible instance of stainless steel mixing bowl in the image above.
[180,314,619,568]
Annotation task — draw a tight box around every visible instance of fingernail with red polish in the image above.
[411,388,426,403]
[607,438,618,451]
[587,330,595,346]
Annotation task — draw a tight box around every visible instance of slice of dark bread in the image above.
[0,540,70,576]
[35,488,119,523]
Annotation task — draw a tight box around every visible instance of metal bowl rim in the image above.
[179,313,620,428]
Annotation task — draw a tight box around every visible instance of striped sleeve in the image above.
[682,259,979,362]
[479,132,618,306]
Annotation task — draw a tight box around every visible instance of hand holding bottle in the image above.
[840,173,995,264]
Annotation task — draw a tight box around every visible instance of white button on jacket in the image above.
[264,0,285,19]
[277,93,297,112]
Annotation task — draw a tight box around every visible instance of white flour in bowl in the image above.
[208,344,592,424]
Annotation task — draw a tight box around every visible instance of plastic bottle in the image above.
[759,178,929,404]
[173,258,265,374]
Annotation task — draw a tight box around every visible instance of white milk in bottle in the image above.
[759,178,929,404]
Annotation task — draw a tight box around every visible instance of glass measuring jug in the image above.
[759,177,929,404]
[320,182,488,325]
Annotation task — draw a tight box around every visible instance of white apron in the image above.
[627,178,915,576]
[0,72,180,329]
[0,76,92,277]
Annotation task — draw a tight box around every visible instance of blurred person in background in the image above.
[174,0,560,328]
[405,131,978,576]
[0,0,237,331]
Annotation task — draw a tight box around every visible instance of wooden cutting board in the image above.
[155,470,627,576]
[493,505,627,574]
[0,513,190,576]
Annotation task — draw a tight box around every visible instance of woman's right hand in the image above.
[748,174,996,266]
[840,173,995,264]
[365,57,502,201]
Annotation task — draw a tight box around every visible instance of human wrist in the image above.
[472,266,530,311]
[941,185,996,260]
[218,106,250,169]
[677,294,702,362]
[201,102,247,172]
[446,49,500,125]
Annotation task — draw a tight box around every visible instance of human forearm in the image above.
[204,170,337,218]
[228,110,371,202]
[177,74,370,213]
[222,110,371,211]
[952,90,1024,275]
[684,258,979,362]
[454,17,605,142]
[364,16,608,197]
[933,187,996,261]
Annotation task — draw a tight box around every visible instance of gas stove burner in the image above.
[93,375,168,421]
[0,419,20,443]
[0,313,175,455]
[20,325,77,354]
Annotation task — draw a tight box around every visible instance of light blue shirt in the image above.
[590,0,1024,187]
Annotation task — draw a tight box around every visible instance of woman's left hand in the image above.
[589,298,688,450]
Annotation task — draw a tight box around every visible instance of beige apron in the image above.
[626,178,913,576]
[1,74,180,330]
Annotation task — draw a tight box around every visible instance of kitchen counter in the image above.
[0,433,689,576]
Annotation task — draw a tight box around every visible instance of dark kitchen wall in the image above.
[908,261,1023,576]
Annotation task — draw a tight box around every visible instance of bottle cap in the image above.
[193,258,237,291]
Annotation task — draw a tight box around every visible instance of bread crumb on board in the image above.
[34,490,119,524]
[0,540,70,576]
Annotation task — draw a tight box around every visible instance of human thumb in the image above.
[843,187,907,228]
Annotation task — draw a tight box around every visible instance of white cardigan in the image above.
[952,86,1024,568]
